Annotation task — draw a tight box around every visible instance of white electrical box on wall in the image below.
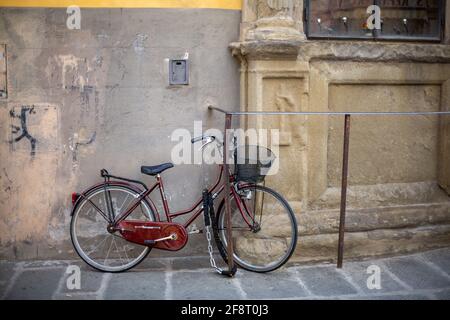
[169,59,189,85]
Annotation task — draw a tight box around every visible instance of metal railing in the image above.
[208,105,450,273]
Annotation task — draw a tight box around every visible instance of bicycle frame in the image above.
[111,164,236,229]
[71,163,262,241]
[106,164,261,234]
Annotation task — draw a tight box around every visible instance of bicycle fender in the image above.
[70,181,158,217]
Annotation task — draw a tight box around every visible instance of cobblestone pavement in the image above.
[1,248,449,300]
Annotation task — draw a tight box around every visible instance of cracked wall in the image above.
[0,7,241,259]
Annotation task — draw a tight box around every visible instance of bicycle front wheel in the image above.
[70,184,156,272]
[215,184,298,273]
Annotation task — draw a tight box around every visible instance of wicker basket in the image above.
[234,145,275,183]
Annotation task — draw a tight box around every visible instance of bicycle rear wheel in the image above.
[70,184,155,272]
[214,184,297,273]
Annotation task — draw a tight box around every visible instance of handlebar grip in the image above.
[191,136,204,144]
[191,135,216,144]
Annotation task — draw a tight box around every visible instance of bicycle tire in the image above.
[70,183,156,273]
[213,184,298,273]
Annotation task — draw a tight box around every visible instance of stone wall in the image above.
[1,1,449,264]
[232,0,450,263]
[0,7,241,259]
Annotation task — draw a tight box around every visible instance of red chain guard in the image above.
[117,220,188,251]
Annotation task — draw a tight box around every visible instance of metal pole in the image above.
[223,113,235,274]
[337,114,351,268]
[207,106,450,271]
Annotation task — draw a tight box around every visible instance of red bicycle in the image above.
[70,135,297,273]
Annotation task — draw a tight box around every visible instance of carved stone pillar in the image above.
[230,1,307,207]
[439,3,450,194]
[440,5,450,193]
[438,80,450,194]
[229,0,450,264]
[234,0,305,59]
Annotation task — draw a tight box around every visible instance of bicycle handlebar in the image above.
[191,135,216,144]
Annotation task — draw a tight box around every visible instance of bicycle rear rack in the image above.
[100,169,149,190]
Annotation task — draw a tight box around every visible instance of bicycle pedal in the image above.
[143,234,177,245]
[188,224,202,234]
[188,229,203,234]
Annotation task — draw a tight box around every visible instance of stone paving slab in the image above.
[4,268,65,300]
[132,258,168,271]
[421,249,450,275]
[0,247,449,300]
[60,269,105,294]
[53,292,99,300]
[169,255,222,271]
[0,262,16,294]
[340,260,406,294]
[347,293,432,300]
[382,256,450,290]
[434,289,450,300]
[296,266,359,297]
[105,270,166,300]
[22,260,70,269]
[171,271,241,300]
[237,269,308,299]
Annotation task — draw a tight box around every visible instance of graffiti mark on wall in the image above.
[70,131,96,161]
[56,55,89,90]
[9,106,38,157]
[1,168,14,198]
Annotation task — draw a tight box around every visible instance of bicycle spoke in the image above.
[122,242,130,262]
[216,185,297,272]
[116,194,131,215]
[112,237,125,264]
[85,197,110,223]
[71,185,154,272]
[104,236,114,266]
[86,234,109,256]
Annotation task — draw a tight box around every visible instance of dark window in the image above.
[305,0,445,41]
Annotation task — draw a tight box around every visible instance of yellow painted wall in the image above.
[0,0,242,9]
